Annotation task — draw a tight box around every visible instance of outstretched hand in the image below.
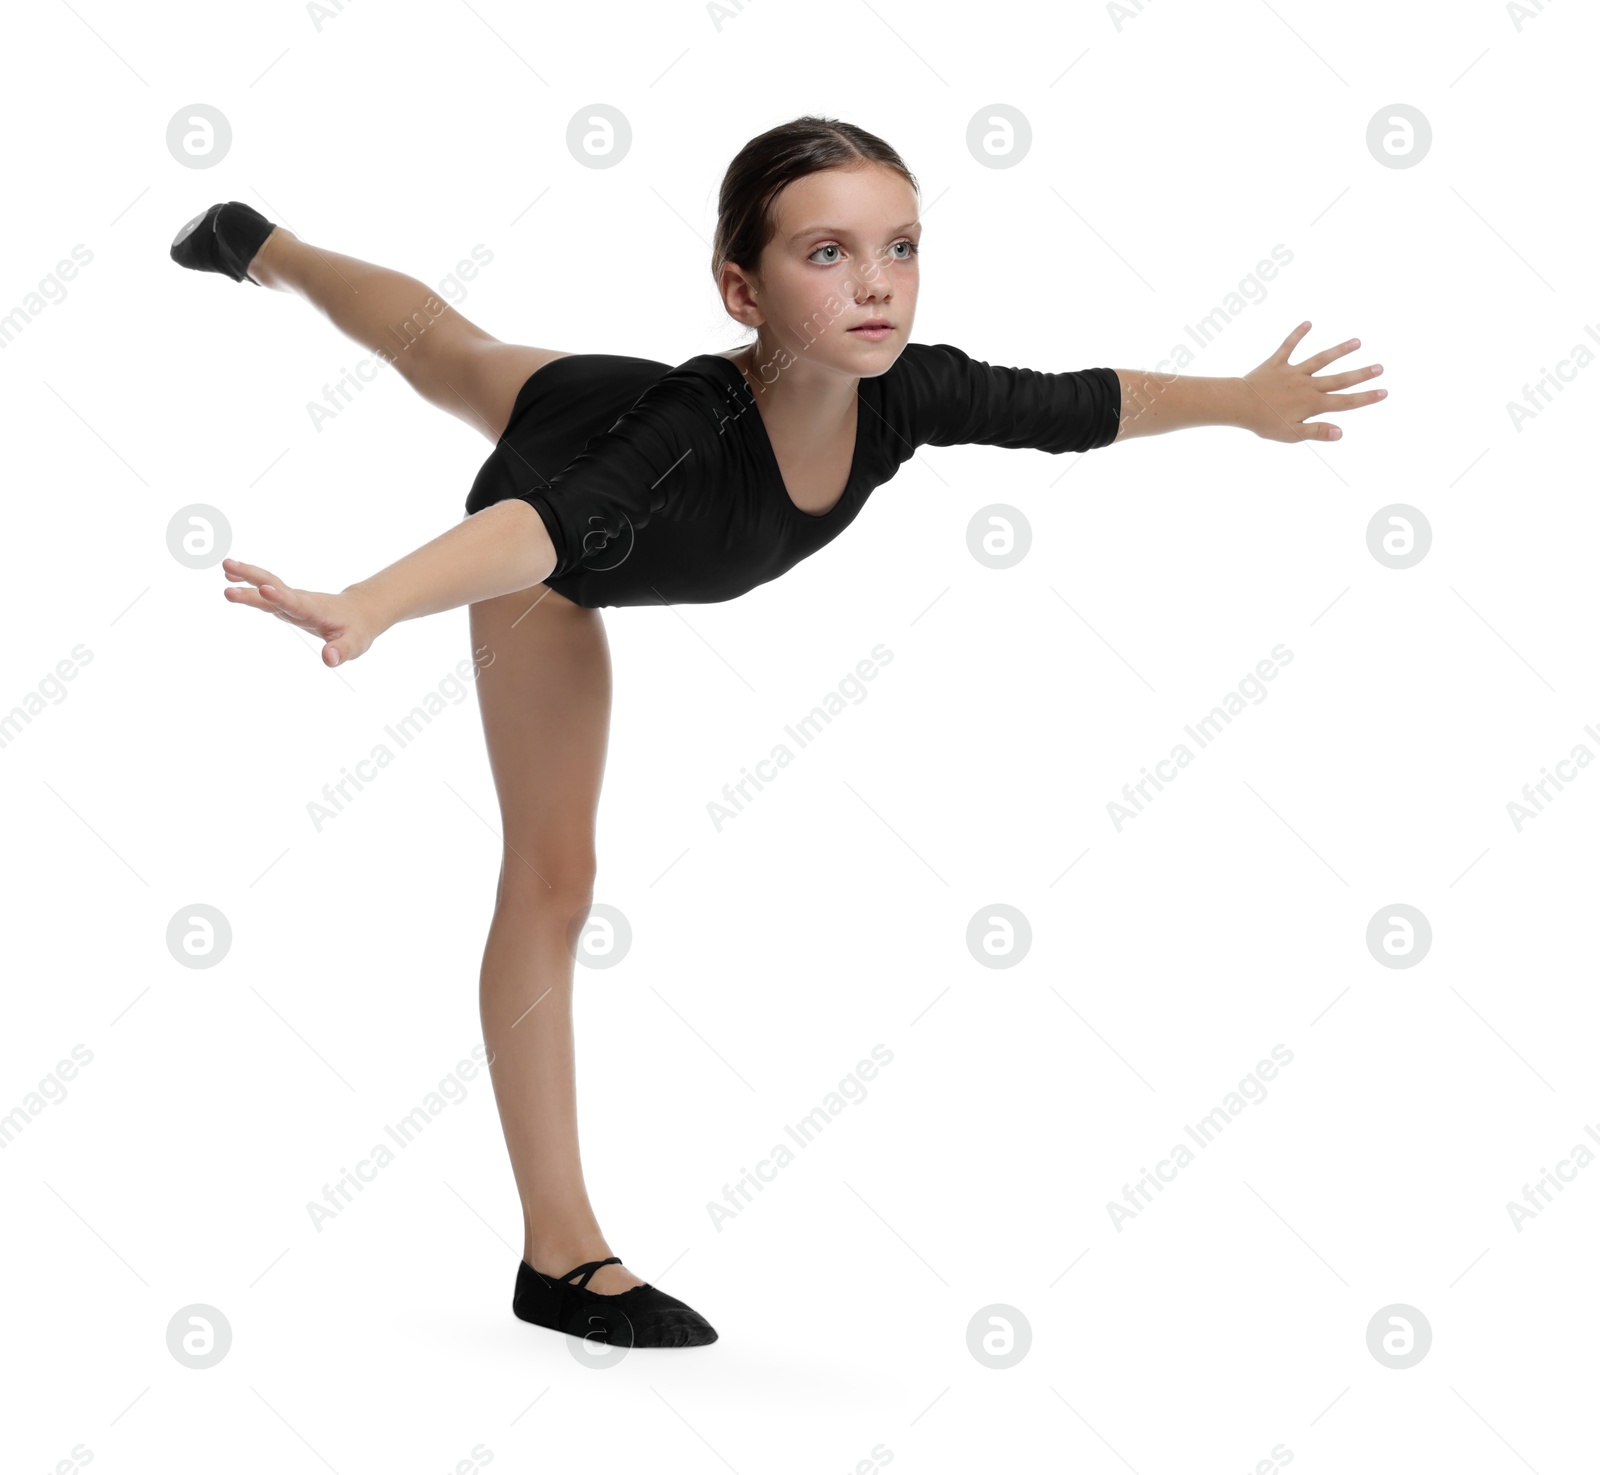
[221,558,377,667]
[1240,322,1387,443]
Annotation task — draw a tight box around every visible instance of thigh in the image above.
[468,581,610,898]
[447,342,577,445]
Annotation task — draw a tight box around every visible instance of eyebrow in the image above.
[786,221,923,241]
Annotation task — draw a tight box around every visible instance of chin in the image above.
[842,339,904,377]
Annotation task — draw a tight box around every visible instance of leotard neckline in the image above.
[700,353,864,521]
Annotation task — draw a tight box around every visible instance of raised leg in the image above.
[467,583,644,1297]
[247,227,570,443]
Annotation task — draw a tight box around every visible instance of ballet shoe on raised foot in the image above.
[169,201,278,284]
[512,1256,718,1348]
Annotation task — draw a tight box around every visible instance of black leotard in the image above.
[464,343,1121,608]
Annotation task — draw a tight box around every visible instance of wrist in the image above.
[1224,376,1258,433]
[341,575,404,634]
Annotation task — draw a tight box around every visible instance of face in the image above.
[722,163,921,381]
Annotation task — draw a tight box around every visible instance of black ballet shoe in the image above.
[169,201,278,285]
[512,1256,718,1348]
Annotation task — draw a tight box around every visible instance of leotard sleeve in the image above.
[517,369,724,582]
[891,341,1122,456]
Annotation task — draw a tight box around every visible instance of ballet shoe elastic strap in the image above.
[557,1256,622,1288]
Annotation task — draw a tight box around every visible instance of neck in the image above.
[737,335,859,436]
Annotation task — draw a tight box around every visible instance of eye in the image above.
[805,239,921,265]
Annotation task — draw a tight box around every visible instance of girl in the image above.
[170,115,1385,1349]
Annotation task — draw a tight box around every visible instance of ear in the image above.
[716,261,764,327]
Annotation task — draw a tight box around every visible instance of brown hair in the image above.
[711,116,919,289]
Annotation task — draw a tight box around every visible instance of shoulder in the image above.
[669,353,747,420]
[646,352,738,400]
[868,341,983,451]
[878,340,972,393]
[603,353,745,445]
[875,340,989,414]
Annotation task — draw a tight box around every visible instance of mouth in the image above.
[847,321,894,337]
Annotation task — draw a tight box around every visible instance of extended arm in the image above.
[345,498,555,624]
[221,365,713,667]
[1112,321,1385,444]
[222,498,557,666]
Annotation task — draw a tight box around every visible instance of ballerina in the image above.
[171,114,1386,1348]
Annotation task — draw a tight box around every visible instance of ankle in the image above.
[525,1232,613,1273]
[248,226,297,289]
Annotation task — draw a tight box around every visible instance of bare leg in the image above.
[468,584,644,1296]
[247,226,570,444]
[240,221,624,1280]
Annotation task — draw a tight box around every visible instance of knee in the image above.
[391,306,486,396]
[495,861,596,963]
[496,852,596,916]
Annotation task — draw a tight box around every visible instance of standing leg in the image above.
[467,582,645,1297]
[246,226,571,443]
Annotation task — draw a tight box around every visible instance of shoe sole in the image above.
[170,208,213,253]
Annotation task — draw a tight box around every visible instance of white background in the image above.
[3,0,1597,1470]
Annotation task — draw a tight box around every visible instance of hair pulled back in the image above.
[711,116,919,289]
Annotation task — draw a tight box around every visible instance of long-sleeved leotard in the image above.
[464,342,1121,608]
